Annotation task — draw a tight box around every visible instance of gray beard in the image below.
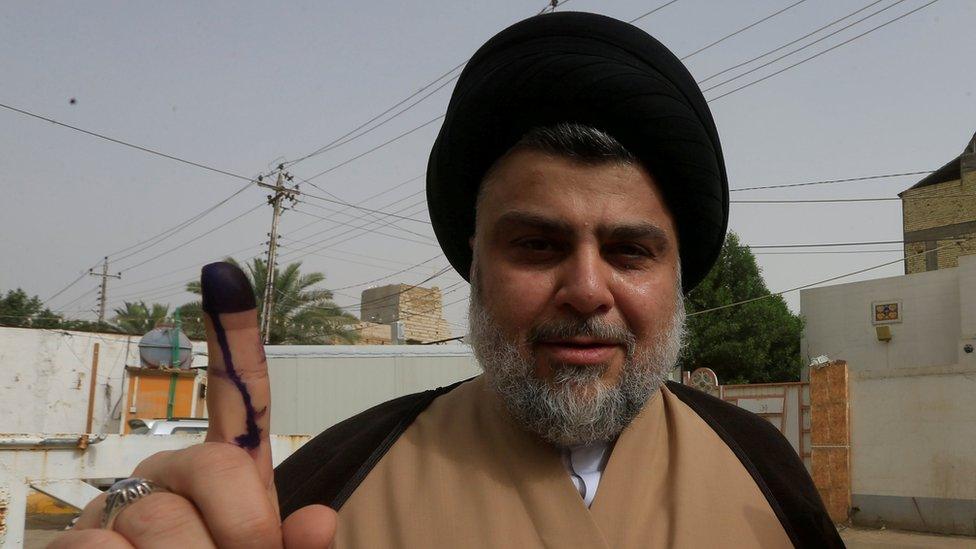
[467,277,686,447]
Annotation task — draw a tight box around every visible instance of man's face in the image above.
[468,148,685,445]
[473,148,681,382]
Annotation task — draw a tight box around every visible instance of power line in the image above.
[334,266,454,311]
[43,265,99,304]
[754,249,904,255]
[117,202,265,273]
[697,0,888,85]
[299,189,432,224]
[629,0,681,24]
[328,254,445,292]
[282,0,574,173]
[281,184,430,248]
[288,208,436,248]
[745,239,902,249]
[283,69,463,170]
[702,0,909,93]
[732,194,975,204]
[301,116,443,182]
[688,238,966,316]
[297,194,432,239]
[730,170,933,192]
[108,181,254,262]
[681,0,807,60]
[281,204,436,260]
[0,102,256,183]
[707,0,940,102]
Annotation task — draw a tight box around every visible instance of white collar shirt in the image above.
[560,441,611,508]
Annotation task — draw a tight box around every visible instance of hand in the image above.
[50,262,337,548]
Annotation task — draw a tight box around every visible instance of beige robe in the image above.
[335,377,792,548]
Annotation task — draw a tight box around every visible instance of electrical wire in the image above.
[681,0,807,60]
[628,0,681,24]
[706,0,940,102]
[687,238,966,316]
[299,189,432,224]
[300,116,444,183]
[731,194,975,204]
[754,249,904,255]
[108,181,254,262]
[117,202,265,273]
[702,0,910,93]
[329,254,446,292]
[283,73,462,171]
[745,239,904,249]
[0,102,256,183]
[288,208,437,248]
[43,266,98,304]
[279,186,431,253]
[297,195,432,239]
[697,0,888,85]
[730,170,933,192]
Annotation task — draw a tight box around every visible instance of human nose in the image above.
[553,246,614,316]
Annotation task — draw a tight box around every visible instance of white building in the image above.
[800,254,976,535]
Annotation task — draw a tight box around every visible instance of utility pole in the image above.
[89,256,121,324]
[257,165,299,343]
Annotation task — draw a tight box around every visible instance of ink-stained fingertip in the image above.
[201,262,257,313]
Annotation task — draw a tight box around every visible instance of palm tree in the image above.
[112,301,170,334]
[179,258,359,344]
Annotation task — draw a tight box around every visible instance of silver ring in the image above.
[101,477,164,530]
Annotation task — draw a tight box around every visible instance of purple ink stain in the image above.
[201,262,262,450]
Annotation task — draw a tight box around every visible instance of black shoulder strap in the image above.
[665,381,844,548]
[275,380,465,518]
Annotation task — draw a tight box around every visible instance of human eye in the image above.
[515,237,556,252]
[605,242,653,267]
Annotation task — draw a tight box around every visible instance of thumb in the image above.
[282,504,338,549]
[201,261,274,486]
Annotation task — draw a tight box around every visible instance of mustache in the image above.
[526,317,637,354]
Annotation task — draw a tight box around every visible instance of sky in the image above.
[1,0,974,336]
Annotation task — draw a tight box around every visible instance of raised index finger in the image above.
[201,262,273,486]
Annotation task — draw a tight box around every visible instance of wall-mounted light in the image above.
[876,325,892,342]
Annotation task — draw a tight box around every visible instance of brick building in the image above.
[358,284,452,344]
[901,131,976,273]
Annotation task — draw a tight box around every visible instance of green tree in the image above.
[0,287,126,332]
[112,301,170,334]
[0,288,65,329]
[682,232,804,384]
[179,258,359,344]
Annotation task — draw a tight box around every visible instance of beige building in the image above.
[358,284,452,344]
[901,131,976,273]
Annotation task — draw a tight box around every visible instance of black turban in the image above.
[426,11,728,292]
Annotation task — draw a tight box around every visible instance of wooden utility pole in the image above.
[257,166,298,343]
[85,343,100,434]
[89,256,121,323]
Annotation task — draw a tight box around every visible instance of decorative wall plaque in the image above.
[872,300,902,325]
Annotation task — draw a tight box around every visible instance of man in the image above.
[54,12,841,549]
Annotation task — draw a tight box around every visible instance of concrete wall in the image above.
[0,327,206,435]
[359,284,452,343]
[800,255,976,535]
[266,345,481,436]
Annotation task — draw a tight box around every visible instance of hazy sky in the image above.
[2,0,974,334]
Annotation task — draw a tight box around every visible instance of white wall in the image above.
[0,327,208,434]
[266,345,481,436]
[0,328,134,434]
[800,255,976,535]
[800,267,960,371]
